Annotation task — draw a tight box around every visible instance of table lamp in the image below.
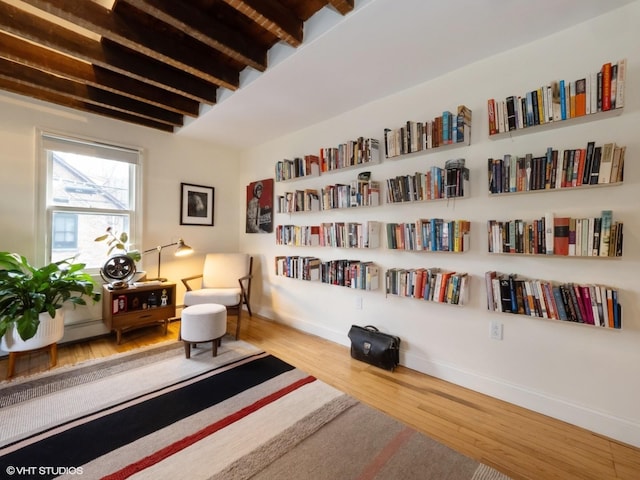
[143,238,193,282]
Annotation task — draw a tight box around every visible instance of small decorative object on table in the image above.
[148,292,158,308]
[348,324,401,371]
[161,289,168,306]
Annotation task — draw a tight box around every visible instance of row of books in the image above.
[320,180,381,210]
[275,225,320,247]
[275,221,381,248]
[384,105,472,158]
[386,160,469,203]
[275,256,380,290]
[321,260,379,290]
[488,142,625,194]
[275,155,320,182]
[487,211,623,257]
[485,272,621,328]
[275,138,380,182]
[488,59,626,135]
[386,268,468,305]
[318,221,380,249]
[386,219,471,252]
[276,189,321,214]
[320,138,380,173]
[275,255,321,281]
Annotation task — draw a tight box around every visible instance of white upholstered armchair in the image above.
[181,253,253,339]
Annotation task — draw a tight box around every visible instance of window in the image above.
[52,213,78,250]
[38,132,142,270]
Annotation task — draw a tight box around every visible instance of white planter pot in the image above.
[0,310,65,352]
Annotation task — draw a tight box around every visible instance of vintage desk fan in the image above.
[100,254,136,290]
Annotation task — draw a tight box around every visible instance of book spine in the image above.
[601,63,612,111]
[615,59,626,109]
[552,286,568,321]
[559,80,567,120]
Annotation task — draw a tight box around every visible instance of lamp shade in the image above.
[175,239,193,257]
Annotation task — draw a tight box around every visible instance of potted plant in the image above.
[94,227,142,263]
[0,252,101,352]
[95,227,146,283]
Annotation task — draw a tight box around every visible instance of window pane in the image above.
[51,212,131,268]
[51,152,131,210]
[52,213,78,249]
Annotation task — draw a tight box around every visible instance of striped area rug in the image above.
[0,339,511,480]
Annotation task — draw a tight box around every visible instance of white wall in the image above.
[0,92,242,340]
[239,3,640,446]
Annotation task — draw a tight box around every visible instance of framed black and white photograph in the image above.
[180,182,214,226]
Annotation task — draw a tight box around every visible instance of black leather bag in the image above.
[348,325,400,371]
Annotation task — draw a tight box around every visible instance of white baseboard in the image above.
[61,319,110,344]
[258,308,640,448]
[401,350,640,449]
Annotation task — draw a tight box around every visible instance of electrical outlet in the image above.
[490,321,503,340]
[355,296,363,310]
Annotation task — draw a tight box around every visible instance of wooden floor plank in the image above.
[0,314,638,480]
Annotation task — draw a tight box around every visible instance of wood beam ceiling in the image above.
[0,0,354,132]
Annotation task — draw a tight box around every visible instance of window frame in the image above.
[36,129,144,273]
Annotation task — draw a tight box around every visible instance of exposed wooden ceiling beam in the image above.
[0,0,352,133]
[221,0,303,47]
[22,0,239,90]
[120,0,267,72]
[0,57,183,126]
[0,76,174,132]
[327,0,354,16]
[0,1,217,104]
[0,31,199,118]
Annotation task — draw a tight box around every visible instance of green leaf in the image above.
[127,250,142,263]
[0,317,9,338]
[16,311,40,341]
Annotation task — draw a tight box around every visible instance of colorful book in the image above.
[575,78,586,116]
[553,217,570,256]
[599,210,613,257]
[552,286,568,321]
[598,143,615,184]
[615,59,626,109]
[559,80,567,120]
[601,63,612,111]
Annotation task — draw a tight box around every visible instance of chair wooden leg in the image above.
[49,343,58,368]
[212,339,218,357]
[184,342,191,359]
[6,352,17,379]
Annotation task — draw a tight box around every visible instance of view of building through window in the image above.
[42,135,140,270]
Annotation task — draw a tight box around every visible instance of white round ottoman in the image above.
[181,303,227,358]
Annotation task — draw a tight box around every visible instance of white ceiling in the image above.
[176,0,636,149]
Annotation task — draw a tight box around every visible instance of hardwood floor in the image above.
[1,314,638,479]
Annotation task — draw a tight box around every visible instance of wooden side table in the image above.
[102,282,176,344]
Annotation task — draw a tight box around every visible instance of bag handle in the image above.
[363,325,379,332]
